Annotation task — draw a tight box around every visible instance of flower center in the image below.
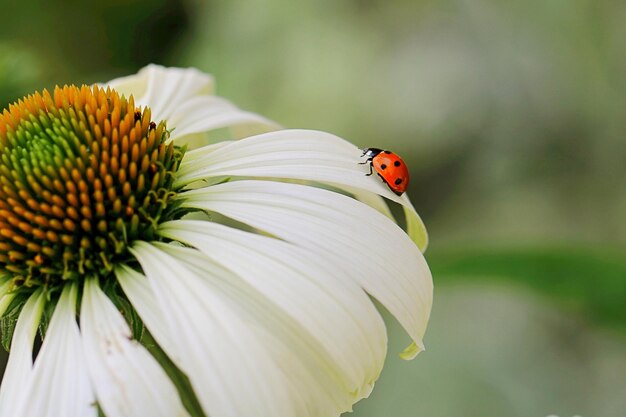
[0,85,184,289]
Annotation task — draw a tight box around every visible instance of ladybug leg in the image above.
[358,155,374,175]
[357,155,371,165]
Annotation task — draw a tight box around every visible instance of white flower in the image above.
[0,65,432,417]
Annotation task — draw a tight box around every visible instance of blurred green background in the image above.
[1,0,624,416]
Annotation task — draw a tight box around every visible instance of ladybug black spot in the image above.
[394,160,401,167]
[394,178,403,185]
[384,150,392,154]
[380,164,387,170]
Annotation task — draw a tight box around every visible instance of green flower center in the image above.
[0,85,184,289]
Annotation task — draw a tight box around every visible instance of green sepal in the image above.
[0,293,28,352]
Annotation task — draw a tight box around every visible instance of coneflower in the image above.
[0,65,432,417]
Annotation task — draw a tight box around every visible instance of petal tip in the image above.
[398,340,425,360]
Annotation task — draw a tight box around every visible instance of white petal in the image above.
[80,279,189,417]
[165,95,280,142]
[0,290,45,417]
[176,129,428,250]
[343,186,394,220]
[16,284,96,417]
[106,64,214,115]
[129,241,299,417]
[158,219,387,406]
[105,65,279,143]
[114,266,180,367]
[180,180,433,358]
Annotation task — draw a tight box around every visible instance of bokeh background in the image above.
[1,0,625,416]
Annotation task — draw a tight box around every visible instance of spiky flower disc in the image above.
[0,85,183,289]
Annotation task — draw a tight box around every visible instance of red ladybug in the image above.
[360,148,410,195]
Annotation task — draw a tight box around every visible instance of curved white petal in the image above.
[121,250,351,417]
[180,180,433,358]
[105,65,279,143]
[129,241,300,417]
[106,64,214,114]
[158,219,387,406]
[0,290,45,417]
[80,279,189,417]
[16,284,96,417]
[165,95,280,142]
[114,266,180,367]
[343,186,395,220]
[176,129,428,250]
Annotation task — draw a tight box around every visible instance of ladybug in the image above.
[360,148,410,195]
